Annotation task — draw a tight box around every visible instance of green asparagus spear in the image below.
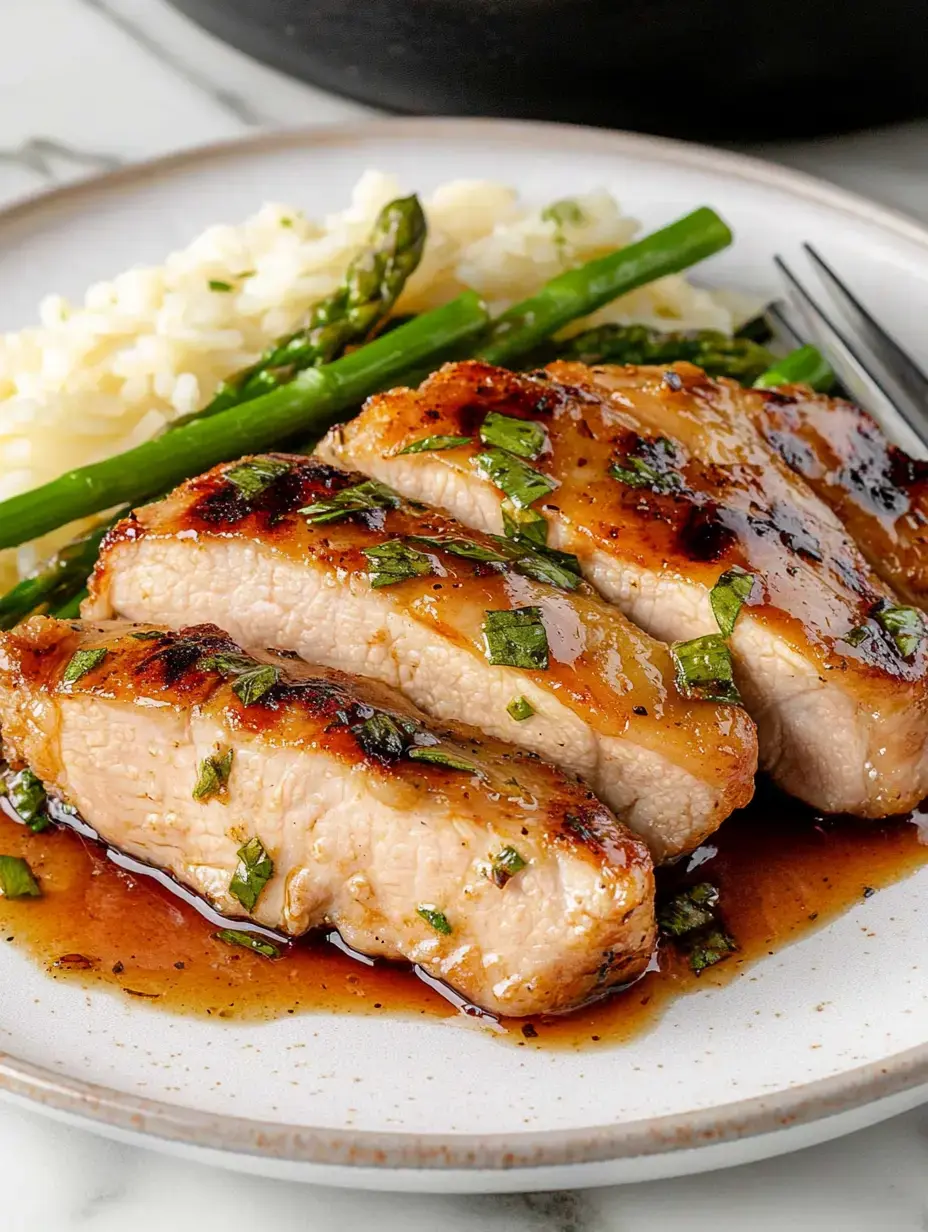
[190,195,427,422]
[477,207,732,365]
[52,588,88,619]
[753,344,835,392]
[530,323,774,384]
[0,518,113,630]
[0,292,488,550]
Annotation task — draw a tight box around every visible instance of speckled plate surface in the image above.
[1,120,928,1191]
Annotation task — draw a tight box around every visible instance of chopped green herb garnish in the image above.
[229,837,274,912]
[397,434,472,455]
[483,607,549,670]
[541,198,586,229]
[495,537,582,591]
[208,279,233,292]
[408,744,483,775]
[844,625,870,647]
[224,456,290,500]
[280,216,293,228]
[501,499,548,546]
[407,534,508,565]
[474,448,557,509]
[214,929,281,959]
[658,883,719,937]
[233,664,280,706]
[129,629,164,641]
[352,712,417,763]
[199,651,280,706]
[671,634,741,704]
[299,479,401,525]
[507,696,535,721]
[490,845,527,887]
[193,749,233,802]
[62,647,108,685]
[689,926,737,974]
[610,437,682,494]
[709,567,755,638]
[363,539,435,588]
[7,768,48,831]
[875,604,923,658]
[0,855,41,899]
[479,412,547,461]
[417,905,452,935]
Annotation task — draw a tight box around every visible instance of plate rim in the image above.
[2,115,928,1173]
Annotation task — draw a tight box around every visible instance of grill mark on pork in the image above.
[750,387,928,606]
[85,454,759,862]
[321,359,928,818]
[0,616,655,1016]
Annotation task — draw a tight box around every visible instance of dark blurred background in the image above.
[169,0,928,140]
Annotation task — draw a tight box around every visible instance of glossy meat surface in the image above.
[320,360,928,818]
[750,385,928,607]
[84,455,757,861]
[0,617,655,1016]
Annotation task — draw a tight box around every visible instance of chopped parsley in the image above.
[62,646,108,685]
[299,478,401,525]
[229,837,274,912]
[474,448,557,509]
[844,625,870,648]
[671,634,741,704]
[497,537,582,591]
[506,696,535,721]
[224,456,290,500]
[490,845,527,887]
[362,539,434,588]
[397,434,472,455]
[689,927,738,974]
[407,534,508,565]
[408,745,483,775]
[875,604,923,658]
[192,749,233,802]
[0,855,41,899]
[129,629,165,641]
[657,882,736,974]
[352,712,418,763]
[501,499,548,546]
[709,567,755,638]
[208,279,233,292]
[657,883,719,937]
[541,198,586,229]
[214,929,281,959]
[610,437,682,494]
[7,768,48,832]
[417,905,452,935]
[483,607,549,670]
[198,651,280,706]
[479,411,547,461]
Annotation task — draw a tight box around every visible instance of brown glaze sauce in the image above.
[2,782,926,1050]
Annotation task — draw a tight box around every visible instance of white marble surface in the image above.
[2,0,928,1227]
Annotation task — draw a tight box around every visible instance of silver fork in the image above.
[770,244,928,455]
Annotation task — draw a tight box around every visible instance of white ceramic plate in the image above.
[1,120,928,1193]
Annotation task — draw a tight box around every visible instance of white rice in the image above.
[0,170,739,590]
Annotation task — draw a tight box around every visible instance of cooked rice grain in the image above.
[0,171,736,589]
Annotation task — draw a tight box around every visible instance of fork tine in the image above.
[767,299,806,348]
[802,243,928,407]
[774,254,928,451]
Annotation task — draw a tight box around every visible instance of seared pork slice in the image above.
[83,455,757,862]
[749,385,928,607]
[0,617,655,1017]
[319,359,928,818]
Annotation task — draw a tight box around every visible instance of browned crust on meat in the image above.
[0,616,649,876]
[749,385,928,607]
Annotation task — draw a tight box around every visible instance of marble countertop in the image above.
[3,1,928,1228]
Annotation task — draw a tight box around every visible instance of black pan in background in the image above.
[169,0,928,140]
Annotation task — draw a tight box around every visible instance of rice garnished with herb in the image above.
[0,170,736,588]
